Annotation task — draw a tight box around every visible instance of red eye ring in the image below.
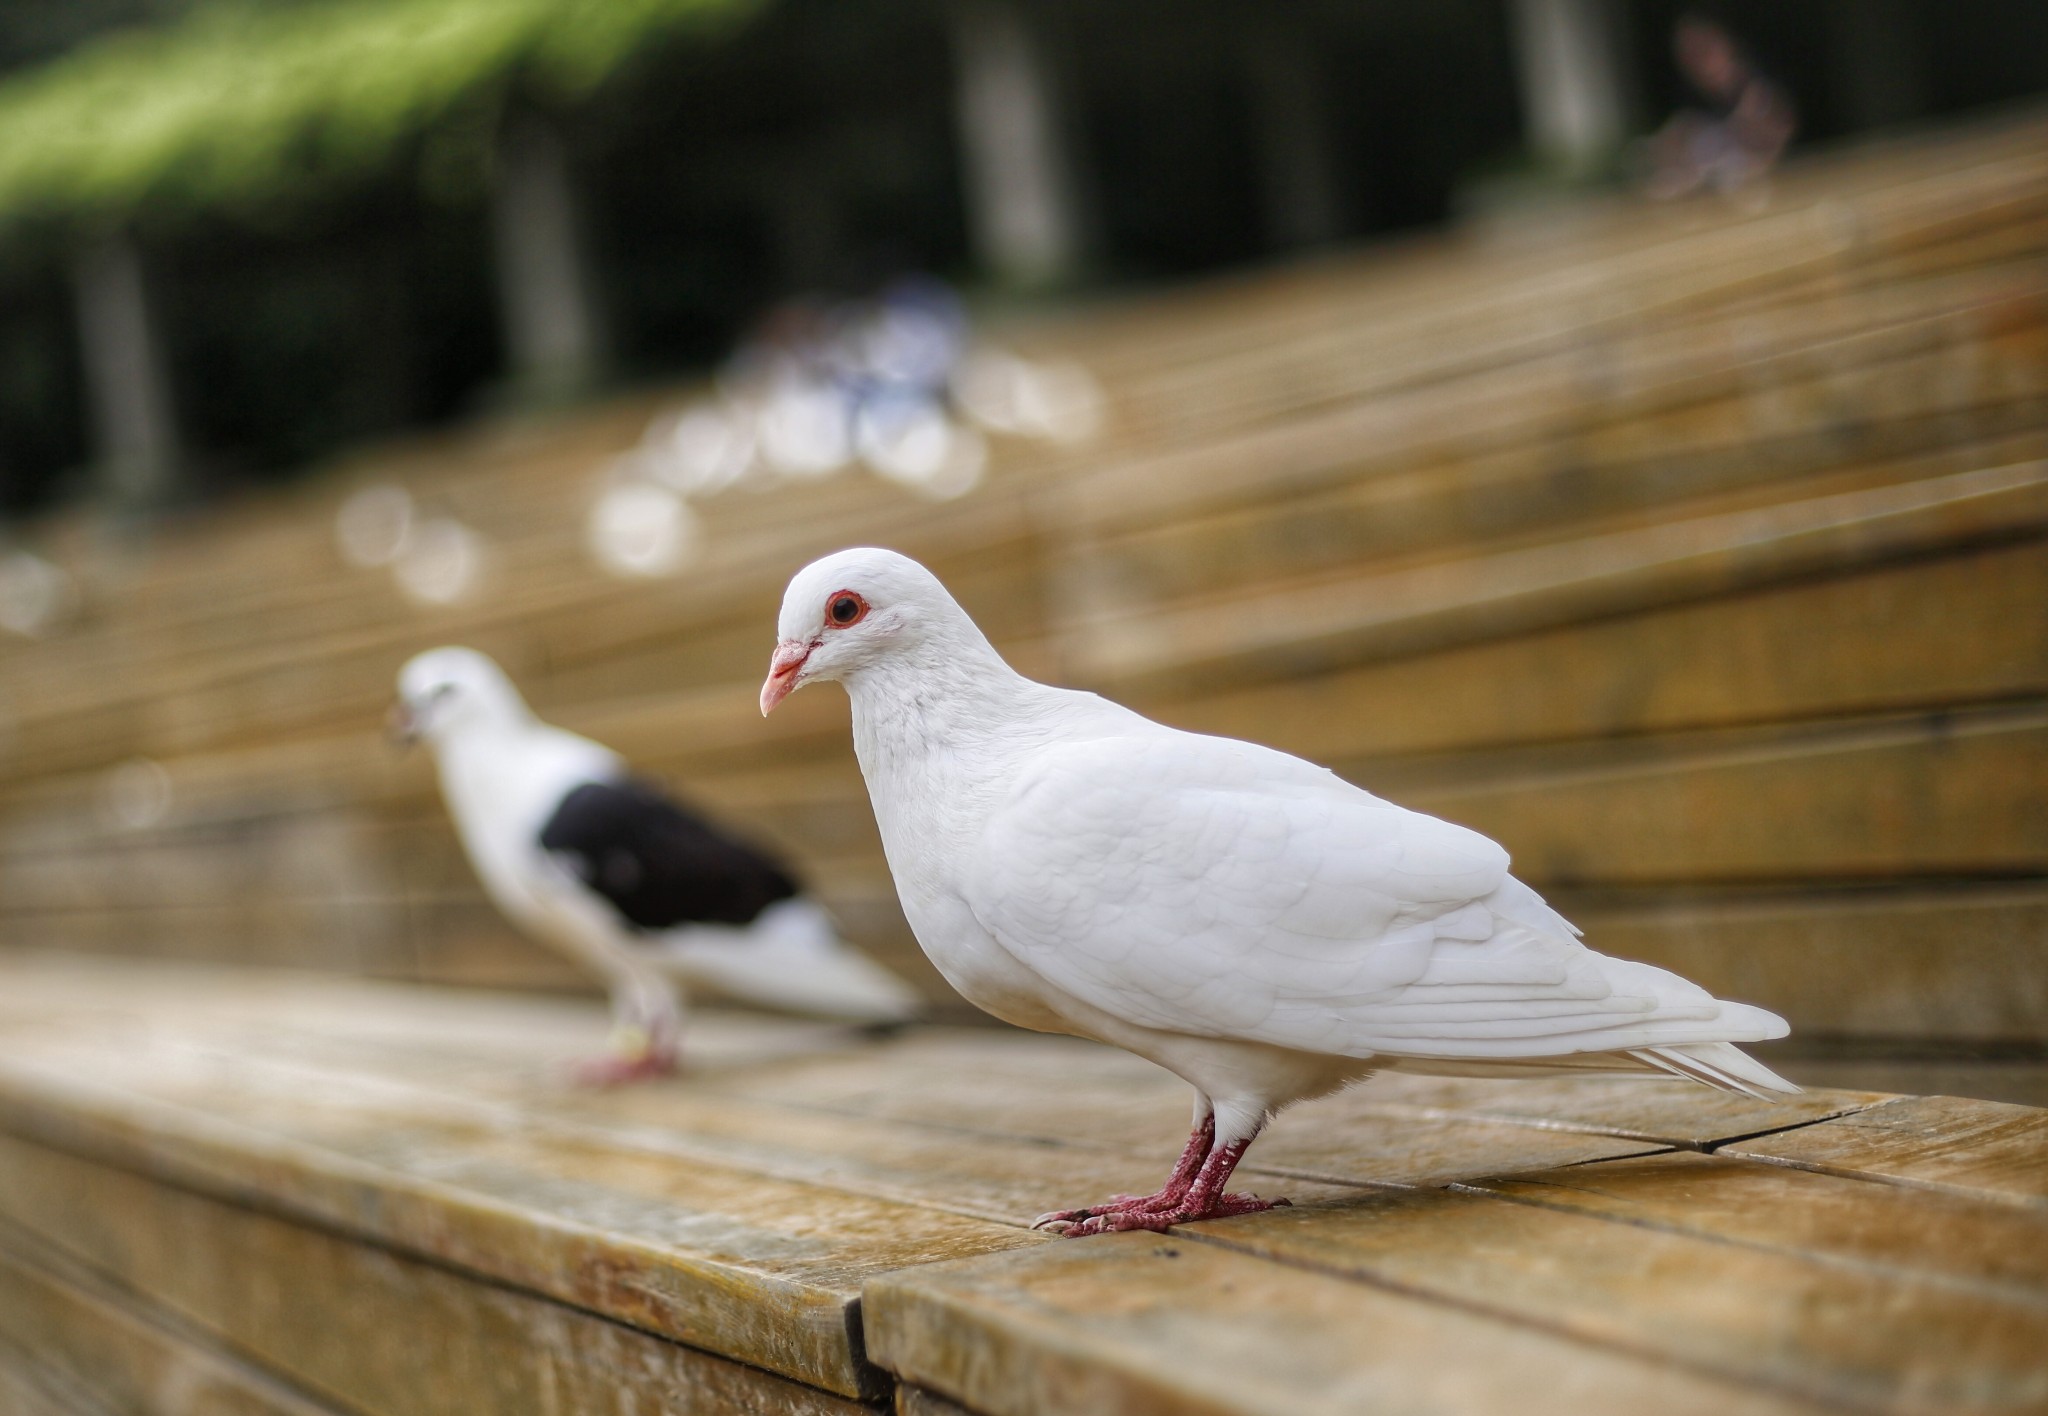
[824,590,869,628]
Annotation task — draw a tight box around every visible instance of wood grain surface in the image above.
[1723,1095,2048,1206]
[0,1214,343,1416]
[7,958,2045,1416]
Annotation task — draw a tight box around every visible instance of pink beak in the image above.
[760,640,813,716]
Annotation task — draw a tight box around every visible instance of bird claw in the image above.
[1030,1206,1098,1231]
[1030,1191,1165,1231]
[1036,1192,1289,1237]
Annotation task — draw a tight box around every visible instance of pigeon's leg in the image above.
[538,903,687,1084]
[1115,1110,1215,1209]
[1032,1098,1219,1231]
[1176,1126,1286,1220]
[1052,1107,1289,1237]
[573,964,684,1086]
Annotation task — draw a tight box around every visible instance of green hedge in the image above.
[0,0,755,229]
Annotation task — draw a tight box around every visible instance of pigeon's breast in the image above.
[439,728,619,926]
[858,758,1072,1032]
[847,672,1106,1034]
[903,892,1078,1035]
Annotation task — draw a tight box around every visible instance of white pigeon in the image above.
[394,647,922,1082]
[761,549,1796,1234]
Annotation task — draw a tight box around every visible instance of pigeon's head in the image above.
[391,646,526,746]
[762,547,958,713]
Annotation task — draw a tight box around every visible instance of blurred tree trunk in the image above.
[948,0,1085,288]
[1245,17,1342,251]
[1508,0,1631,176]
[490,114,605,400]
[70,233,180,510]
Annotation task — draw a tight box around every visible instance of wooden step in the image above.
[4,109,2047,1062]
[6,959,2039,1416]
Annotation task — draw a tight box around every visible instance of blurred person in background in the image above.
[1642,12,1797,201]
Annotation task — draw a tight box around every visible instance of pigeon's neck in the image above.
[434,713,609,828]
[846,629,1038,748]
[434,707,536,770]
[843,626,1057,844]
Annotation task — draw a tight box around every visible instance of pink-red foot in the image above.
[1034,1192,1289,1237]
[1034,1117,1221,1231]
[1031,1179,1204,1230]
[571,1047,678,1087]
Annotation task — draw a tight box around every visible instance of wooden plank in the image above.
[1065,291,2048,567]
[0,954,1891,1416]
[1063,459,2048,689]
[1463,1150,2048,1305]
[863,1232,1830,1416]
[185,956,1878,1165]
[1074,193,2048,486]
[1554,883,2048,1043]
[1090,171,2048,454]
[0,1218,344,1416]
[1168,1181,2048,1414]
[1392,702,2048,884]
[11,244,2024,739]
[0,980,1001,1398]
[1346,1072,1884,1151]
[0,1358,93,1416]
[1723,1096,2048,1207]
[0,963,1661,1225]
[1085,405,2048,663]
[0,906,409,978]
[685,1027,1880,1161]
[507,1058,1670,1202]
[1150,530,2048,763]
[0,482,1046,784]
[0,1135,874,1416]
[897,1389,979,1416]
[0,960,2015,1416]
[0,1026,1016,1398]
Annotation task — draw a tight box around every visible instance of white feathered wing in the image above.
[968,729,1795,1098]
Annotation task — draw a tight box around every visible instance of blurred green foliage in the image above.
[0,0,757,232]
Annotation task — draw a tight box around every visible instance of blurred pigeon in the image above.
[394,647,921,1082]
[762,549,1796,1233]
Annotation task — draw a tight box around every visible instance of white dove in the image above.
[761,549,1796,1235]
[394,647,922,1083]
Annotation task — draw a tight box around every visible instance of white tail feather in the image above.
[1631,1042,1801,1100]
[647,897,923,1023]
[1379,1039,1799,1100]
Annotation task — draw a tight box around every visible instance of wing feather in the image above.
[968,731,1783,1062]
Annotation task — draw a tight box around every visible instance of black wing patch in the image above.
[537,779,798,932]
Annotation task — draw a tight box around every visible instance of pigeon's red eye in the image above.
[826,591,868,628]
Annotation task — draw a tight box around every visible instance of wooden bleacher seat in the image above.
[0,107,2042,1098]
[1,956,2044,1415]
